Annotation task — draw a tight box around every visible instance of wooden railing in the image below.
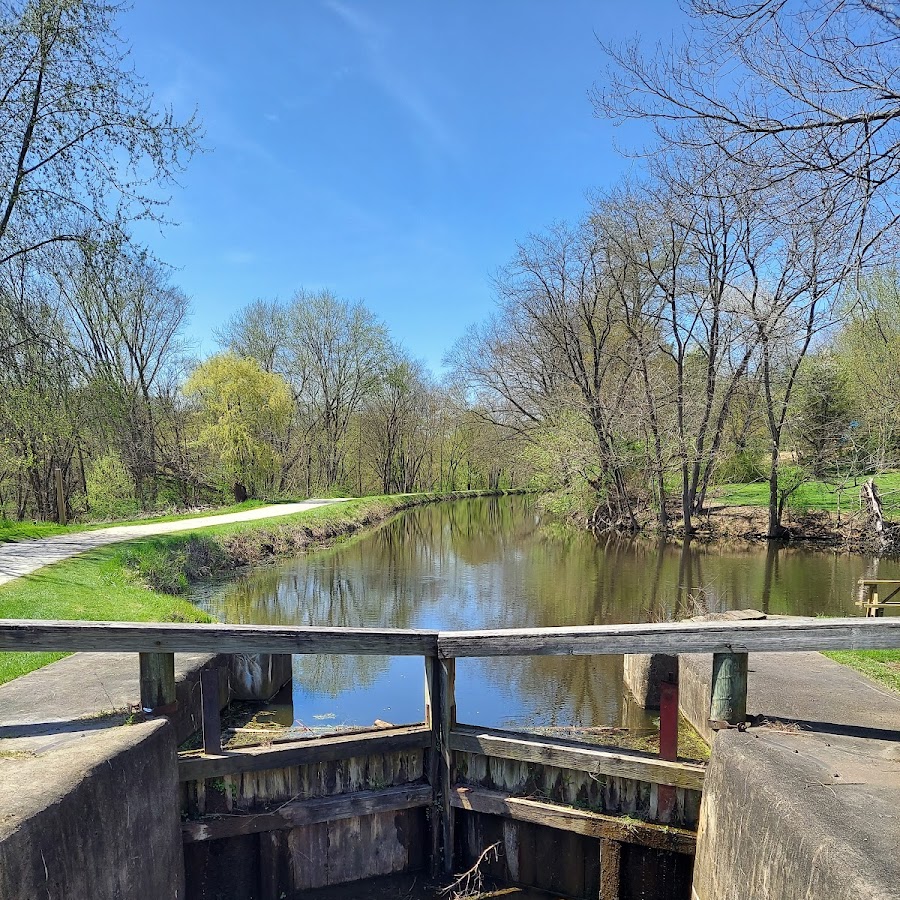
[2,615,898,877]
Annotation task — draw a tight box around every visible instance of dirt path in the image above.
[0,499,349,587]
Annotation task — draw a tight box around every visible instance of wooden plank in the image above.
[710,652,748,727]
[437,617,900,657]
[6,617,900,658]
[182,783,433,843]
[139,651,175,714]
[178,725,432,781]
[440,657,456,875]
[424,655,442,877]
[0,620,438,656]
[599,837,622,899]
[200,667,222,755]
[448,725,705,790]
[451,787,696,855]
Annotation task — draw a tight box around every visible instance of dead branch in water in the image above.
[440,841,501,899]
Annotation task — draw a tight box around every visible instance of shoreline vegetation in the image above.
[2,487,898,698]
[0,491,513,685]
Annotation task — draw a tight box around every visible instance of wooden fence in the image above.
[1,616,897,896]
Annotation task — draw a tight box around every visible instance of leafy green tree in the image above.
[184,354,293,501]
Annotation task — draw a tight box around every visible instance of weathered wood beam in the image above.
[449,725,705,791]
[182,783,433,843]
[424,655,442,877]
[139,651,175,715]
[0,620,438,656]
[599,838,622,900]
[200,667,222,755]
[437,617,900,658]
[440,657,456,875]
[5,617,900,659]
[450,787,696,855]
[178,725,432,781]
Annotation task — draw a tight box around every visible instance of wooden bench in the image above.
[857,579,900,617]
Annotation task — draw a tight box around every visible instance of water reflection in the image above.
[193,496,895,729]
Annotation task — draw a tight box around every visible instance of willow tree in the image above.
[184,354,293,501]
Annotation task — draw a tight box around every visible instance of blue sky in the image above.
[122,2,688,371]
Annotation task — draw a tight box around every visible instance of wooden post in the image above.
[439,657,456,875]
[709,652,748,729]
[139,652,176,716]
[599,837,622,899]
[200,667,222,754]
[867,585,882,618]
[424,655,442,877]
[657,680,678,821]
[54,467,66,525]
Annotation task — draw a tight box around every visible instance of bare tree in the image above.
[595,0,900,261]
[0,0,199,266]
[289,290,389,490]
[57,242,189,506]
[451,221,640,530]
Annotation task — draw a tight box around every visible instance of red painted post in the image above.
[659,681,678,761]
[657,680,678,822]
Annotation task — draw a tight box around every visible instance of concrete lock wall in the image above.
[680,637,900,900]
[0,719,184,900]
[0,650,293,900]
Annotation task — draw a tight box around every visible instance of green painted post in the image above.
[710,652,748,729]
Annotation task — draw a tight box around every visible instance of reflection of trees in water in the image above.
[292,653,391,699]
[198,496,883,717]
[469,654,630,728]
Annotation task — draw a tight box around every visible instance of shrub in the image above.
[715,451,764,484]
[86,453,138,520]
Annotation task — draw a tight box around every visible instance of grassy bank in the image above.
[710,472,900,517]
[0,491,505,685]
[824,649,900,693]
[0,498,272,543]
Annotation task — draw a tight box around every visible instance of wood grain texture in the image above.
[451,787,696,855]
[439,657,456,875]
[200,667,222,755]
[0,619,438,655]
[178,725,431,781]
[437,617,900,657]
[599,838,622,899]
[182,784,432,843]
[449,725,705,790]
[6,616,900,659]
[139,651,175,712]
[424,655,442,877]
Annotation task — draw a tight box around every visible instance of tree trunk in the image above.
[767,445,782,540]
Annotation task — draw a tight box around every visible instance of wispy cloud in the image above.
[323,0,459,157]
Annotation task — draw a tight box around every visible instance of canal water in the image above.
[191,495,897,733]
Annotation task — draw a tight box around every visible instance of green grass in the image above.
[824,650,900,693]
[0,490,501,685]
[710,471,900,517]
[0,546,211,685]
[0,498,277,543]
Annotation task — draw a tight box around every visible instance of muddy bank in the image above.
[692,504,893,554]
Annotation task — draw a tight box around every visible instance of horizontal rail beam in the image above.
[437,617,900,657]
[449,725,705,791]
[2,617,899,659]
[450,787,696,855]
[182,783,432,843]
[179,725,432,781]
[0,620,438,656]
